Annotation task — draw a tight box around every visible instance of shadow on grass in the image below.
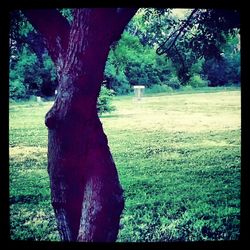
[10,194,49,205]
[100,113,137,119]
[99,114,120,119]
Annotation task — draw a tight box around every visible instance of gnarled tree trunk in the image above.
[23,8,137,242]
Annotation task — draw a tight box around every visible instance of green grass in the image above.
[9,88,241,242]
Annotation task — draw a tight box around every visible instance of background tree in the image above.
[155,9,240,84]
[9,11,58,99]
[202,32,241,86]
[21,8,138,242]
[104,31,179,94]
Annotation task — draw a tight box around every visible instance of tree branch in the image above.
[62,8,138,77]
[112,8,138,41]
[22,9,70,62]
[15,32,46,64]
[156,9,198,55]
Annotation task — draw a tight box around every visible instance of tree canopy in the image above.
[138,8,240,82]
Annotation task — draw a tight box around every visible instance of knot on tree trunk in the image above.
[45,109,58,129]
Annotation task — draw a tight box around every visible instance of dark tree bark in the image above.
[23,8,137,242]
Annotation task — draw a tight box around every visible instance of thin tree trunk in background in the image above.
[23,8,137,241]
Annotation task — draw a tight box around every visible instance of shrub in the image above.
[188,74,209,88]
[9,79,27,99]
[97,86,116,115]
[167,76,181,89]
[180,85,193,91]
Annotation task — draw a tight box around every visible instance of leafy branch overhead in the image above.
[157,9,240,81]
[140,8,240,59]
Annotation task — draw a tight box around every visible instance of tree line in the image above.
[9,8,240,100]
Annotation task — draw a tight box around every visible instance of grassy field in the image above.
[9,88,241,242]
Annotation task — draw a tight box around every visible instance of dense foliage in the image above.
[202,33,240,86]
[9,11,57,99]
[145,9,240,83]
[9,8,240,101]
[9,45,57,99]
[104,31,180,94]
[104,8,240,93]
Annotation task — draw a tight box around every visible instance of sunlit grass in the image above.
[9,88,241,241]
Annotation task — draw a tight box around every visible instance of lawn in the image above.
[9,88,241,241]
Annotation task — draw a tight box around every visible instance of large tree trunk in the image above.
[23,8,137,241]
[47,94,124,242]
